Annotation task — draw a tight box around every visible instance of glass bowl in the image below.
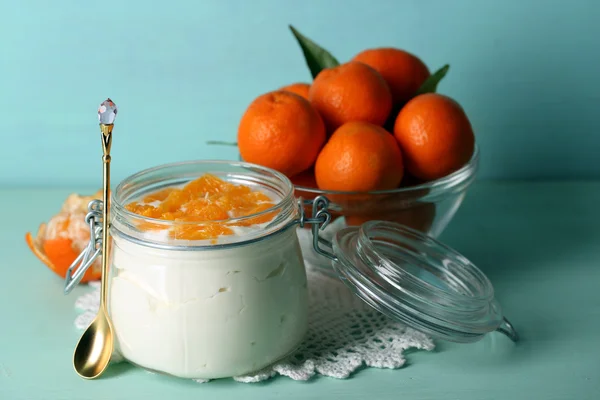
[294,146,480,272]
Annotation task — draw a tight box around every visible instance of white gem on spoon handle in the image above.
[98,98,117,125]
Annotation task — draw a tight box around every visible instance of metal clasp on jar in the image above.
[63,199,104,294]
[296,195,337,262]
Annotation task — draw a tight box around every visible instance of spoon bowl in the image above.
[73,308,114,379]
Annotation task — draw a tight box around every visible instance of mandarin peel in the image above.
[26,225,101,283]
[25,190,104,283]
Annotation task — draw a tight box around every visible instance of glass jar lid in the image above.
[326,220,518,343]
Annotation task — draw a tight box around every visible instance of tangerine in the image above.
[315,121,404,192]
[353,47,430,106]
[290,168,318,189]
[238,90,326,177]
[280,82,310,100]
[309,61,392,132]
[394,93,475,181]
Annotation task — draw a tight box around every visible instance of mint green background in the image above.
[1,0,599,187]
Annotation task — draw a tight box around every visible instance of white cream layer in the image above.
[109,227,308,379]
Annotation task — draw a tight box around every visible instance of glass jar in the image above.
[65,159,519,381]
[109,161,307,379]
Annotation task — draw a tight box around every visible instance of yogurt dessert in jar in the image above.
[108,161,308,379]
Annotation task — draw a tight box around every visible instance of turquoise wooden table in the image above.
[2,181,599,399]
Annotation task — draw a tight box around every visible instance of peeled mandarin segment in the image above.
[170,223,234,241]
[226,185,252,196]
[143,188,174,203]
[182,203,229,222]
[183,174,231,196]
[245,191,271,203]
[45,213,71,240]
[126,203,160,218]
[216,190,268,213]
[159,189,192,213]
[233,203,276,226]
[215,196,241,211]
[126,174,277,239]
[162,211,186,220]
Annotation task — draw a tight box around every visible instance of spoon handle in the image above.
[99,124,113,309]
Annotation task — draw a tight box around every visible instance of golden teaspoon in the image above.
[73,99,117,379]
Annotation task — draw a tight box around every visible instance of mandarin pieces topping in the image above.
[125,174,276,241]
[98,98,117,125]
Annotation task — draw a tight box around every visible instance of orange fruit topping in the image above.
[238,90,326,177]
[170,224,235,242]
[394,93,475,181]
[315,121,404,192]
[125,174,276,241]
[280,82,310,100]
[309,61,392,132]
[143,188,174,203]
[353,48,430,106]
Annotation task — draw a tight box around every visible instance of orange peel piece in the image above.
[25,190,103,283]
[25,229,102,283]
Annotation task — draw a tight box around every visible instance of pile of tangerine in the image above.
[125,174,276,241]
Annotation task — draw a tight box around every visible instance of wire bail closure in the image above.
[296,195,337,262]
[63,199,104,294]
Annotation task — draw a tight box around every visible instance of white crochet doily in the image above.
[73,230,434,383]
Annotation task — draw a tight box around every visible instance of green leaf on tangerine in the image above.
[289,25,340,79]
[416,64,450,95]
